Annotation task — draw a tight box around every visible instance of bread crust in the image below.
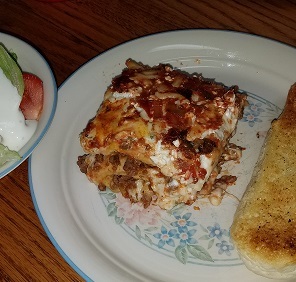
[230,83,296,279]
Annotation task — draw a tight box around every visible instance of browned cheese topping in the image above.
[78,59,247,209]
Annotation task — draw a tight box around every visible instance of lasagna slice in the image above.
[77,59,247,210]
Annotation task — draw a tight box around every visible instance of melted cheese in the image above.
[78,60,247,210]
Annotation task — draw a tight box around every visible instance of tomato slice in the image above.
[19,72,44,120]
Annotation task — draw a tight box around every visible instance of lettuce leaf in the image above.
[0,44,24,96]
[0,144,21,166]
[0,44,24,167]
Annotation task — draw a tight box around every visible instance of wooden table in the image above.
[0,0,295,281]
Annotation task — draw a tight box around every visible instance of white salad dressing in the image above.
[0,68,37,151]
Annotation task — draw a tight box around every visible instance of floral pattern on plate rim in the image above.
[99,92,281,266]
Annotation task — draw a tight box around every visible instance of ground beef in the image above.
[77,155,88,174]
[109,153,120,167]
[95,154,104,163]
[214,175,237,190]
[197,138,217,154]
[111,175,136,199]
[220,143,244,163]
[111,174,155,208]
[123,156,148,175]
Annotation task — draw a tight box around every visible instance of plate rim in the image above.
[29,28,296,282]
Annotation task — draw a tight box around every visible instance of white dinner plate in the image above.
[29,30,296,282]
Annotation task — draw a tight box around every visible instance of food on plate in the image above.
[77,59,247,210]
[230,83,296,279]
[0,43,44,166]
[20,73,44,120]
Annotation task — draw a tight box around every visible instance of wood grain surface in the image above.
[0,0,295,281]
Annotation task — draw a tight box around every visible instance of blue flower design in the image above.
[242,101,264,127]
[248,101,265,115]
[170,213,198,247]
[216,240,234,256]
[178,226,197,247]
[242,111,262,127]
[153,226,178,248]
[207,223,228,240]
[171,212,197,229]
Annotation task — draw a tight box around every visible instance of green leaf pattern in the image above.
[175,245,188,264]
[100,189,239,265]
[187,245,213,262]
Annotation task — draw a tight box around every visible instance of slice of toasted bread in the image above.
[230,83,296,279]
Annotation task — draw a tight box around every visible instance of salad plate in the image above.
[0,32,57,178]
[29,30,296,281]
